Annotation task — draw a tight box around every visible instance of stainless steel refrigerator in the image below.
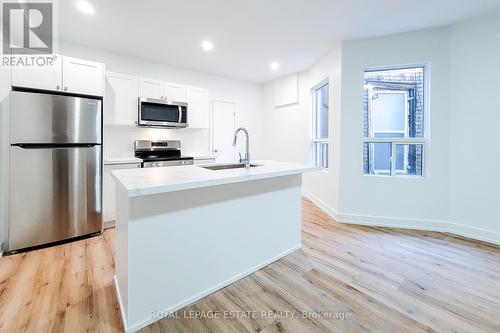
[8,91,102,252]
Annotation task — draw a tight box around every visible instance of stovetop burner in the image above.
[140,156,194,162]
[134,139,193,167]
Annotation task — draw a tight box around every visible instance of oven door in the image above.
[138,98,188,128]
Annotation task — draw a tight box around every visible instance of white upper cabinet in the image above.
[187,86,210,129]
[104,72,139,125]
[62,56,105,96]
[165,82,187,102]
[11,55,62,92]
[139,78,164,99]
[11,55,104,96]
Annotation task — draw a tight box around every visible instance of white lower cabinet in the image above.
[103,163,141,223]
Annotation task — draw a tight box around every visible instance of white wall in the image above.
[338,27,451,225]
[266,13,500,244]
[448,11,500,239]
[264,28,453,227]
[262,45,342,213]
[59,42,265,159]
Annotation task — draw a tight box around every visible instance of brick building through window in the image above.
[363,67,426,176]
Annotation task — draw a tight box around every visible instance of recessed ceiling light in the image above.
[201,40,214,51]
[76,1,94,15]
[270,62,280,71]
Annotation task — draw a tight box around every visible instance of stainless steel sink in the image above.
[200,163,260,171]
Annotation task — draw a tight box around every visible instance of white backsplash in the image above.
[104,125,211,159]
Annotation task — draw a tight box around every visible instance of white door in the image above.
[104,72,139,125]
[165,82,187,102]
[213,100,236,163]
[11,55,62,92]
[139,78,164,99]
[187,86,210,128]
[62,56,105,96]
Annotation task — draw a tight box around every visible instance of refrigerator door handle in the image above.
[12,143,99,149]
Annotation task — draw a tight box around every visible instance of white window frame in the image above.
[311,79,329,169]
[363,64,429,178]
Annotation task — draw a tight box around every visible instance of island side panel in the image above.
[114,184,130,329]
[126,174,302,330]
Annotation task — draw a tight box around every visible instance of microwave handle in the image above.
[178,106,182,123]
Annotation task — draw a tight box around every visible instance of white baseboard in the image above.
[302,189,340,221]
[448,222,500,245]
[103,220,115,230]
[302,190,500,245]
[113,276,128,332]
[120,244,303,333]
[335,211,448,232]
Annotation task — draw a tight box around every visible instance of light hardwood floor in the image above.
[1,198,500,332]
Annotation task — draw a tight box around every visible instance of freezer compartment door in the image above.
[9,145,102,251]
[10,91,102,144]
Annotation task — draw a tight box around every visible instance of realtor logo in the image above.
[2,2,53,54]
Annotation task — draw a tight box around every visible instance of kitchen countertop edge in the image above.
[111,160,320,197]
[104,157,143,165]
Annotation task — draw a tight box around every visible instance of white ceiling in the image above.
[57,0,500,83]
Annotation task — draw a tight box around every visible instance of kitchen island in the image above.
[111,161,319,332]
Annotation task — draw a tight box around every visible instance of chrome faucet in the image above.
[233,127,250,168]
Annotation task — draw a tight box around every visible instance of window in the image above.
[363,67,426,176]
[311,81,329,168]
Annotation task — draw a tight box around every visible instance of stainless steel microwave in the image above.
[138,98,188,128]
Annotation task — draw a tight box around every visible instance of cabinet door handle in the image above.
[64,86,68,91]
[56,85,60,90]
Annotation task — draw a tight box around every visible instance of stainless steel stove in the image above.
[134,140,193,168]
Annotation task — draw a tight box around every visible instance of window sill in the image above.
[310,166,329,173]
[363,173,426,179]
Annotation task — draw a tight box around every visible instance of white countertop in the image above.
[193,155,216,160]
[104,157,142,165]
[111,160,320,197]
